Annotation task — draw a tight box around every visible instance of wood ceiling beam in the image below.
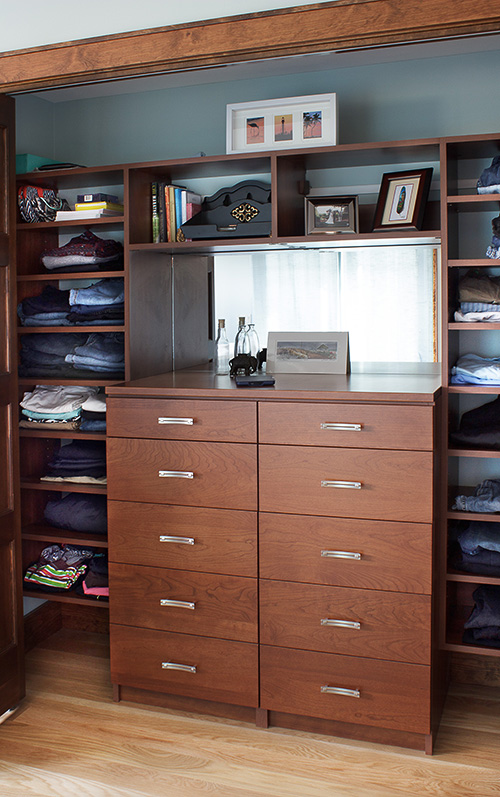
[1,0,500,93]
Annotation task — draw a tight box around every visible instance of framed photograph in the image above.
[226,94,337,154]
[372,168,433,231]
[266,331,350,375]
[305,195,358,234]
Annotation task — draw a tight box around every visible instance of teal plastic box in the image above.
[16,154,60,175]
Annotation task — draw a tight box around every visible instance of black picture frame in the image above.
[372,168,433,231]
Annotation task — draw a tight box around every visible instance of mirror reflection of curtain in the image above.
[214,246,437,364]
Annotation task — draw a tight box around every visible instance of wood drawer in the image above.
[260,645,430,734]
[259,513,432,594]
[109,563,257,642]
[108,501,257,577]
[107,397,257,442]
[259,580,430,664]
[259,402,433,450]
[259,445,432,523]
[110,625,258,707]
[107,438,257,510]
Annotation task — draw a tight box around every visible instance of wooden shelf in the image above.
[16,216,125,230]
[21,478,107,495]
[447,570,500,585]
[448,259,498,268]
[448,323,500,330]
[17,271,125,281]
[19,428,106,440]
[18,326,125,334]
[447,194,500,207]
[22,523,107,548]
[22,589,109,608]
[448,448,500,458]
[448,385,500,394]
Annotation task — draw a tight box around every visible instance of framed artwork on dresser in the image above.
[266,331,350,374]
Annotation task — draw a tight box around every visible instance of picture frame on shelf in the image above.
[226,93,337,154]
[266,331,350,375]
[372,167,433,231]
[305,195,358,234]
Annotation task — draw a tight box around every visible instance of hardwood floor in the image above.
[0,629,499,796]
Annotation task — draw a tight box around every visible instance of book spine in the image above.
[174,187,184,241]
[168,185,176,242]
[76,192,119,203]
[151,182,160,243]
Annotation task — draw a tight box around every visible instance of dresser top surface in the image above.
[106,366,442,404]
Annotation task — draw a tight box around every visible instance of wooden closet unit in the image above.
[106,371,441,753]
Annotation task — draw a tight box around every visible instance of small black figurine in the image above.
[229,353,258,377]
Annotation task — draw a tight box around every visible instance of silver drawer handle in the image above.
[158,417,194,425]
[162,661,197,673]
[321,550,362,560]
[159,470,194,479]
[321,686,360,698]
[320,618,361,629]
[321,480,362,489]
[160,599,195,610]
[159,535,195,545]
[320,422,362,431]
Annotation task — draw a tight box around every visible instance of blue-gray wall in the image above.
[15,46,498,166]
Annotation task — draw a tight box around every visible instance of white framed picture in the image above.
[226,94,337,154]
[266,331,350,374]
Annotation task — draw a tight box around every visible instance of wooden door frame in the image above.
[1,0,500,94]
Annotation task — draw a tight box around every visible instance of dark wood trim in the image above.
[1,1,500,93]
[23,601,62,652]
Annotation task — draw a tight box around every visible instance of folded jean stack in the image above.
[40,229,123,273]
[463,585,500,648]
[454,271,500,323]
[24,544,108,599]
[19,384,103,431]
[80,392,106,432]
[18,278,124,327]
[453,479,500,513]
[40,439,107,485]
[44,493,107,534]
[451,521,500,577]
[19,331,124,378]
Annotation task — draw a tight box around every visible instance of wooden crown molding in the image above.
[1,0,500,93]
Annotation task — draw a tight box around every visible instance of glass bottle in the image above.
[215,319,230,375]
[246,323,260,358]
[234,316,250,356]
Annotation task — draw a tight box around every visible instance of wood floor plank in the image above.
[0,630,499,796]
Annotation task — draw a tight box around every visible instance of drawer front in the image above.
[110,563,257,642]
[107,438,257,510]
[111,624,258,706]
[259,445,432,523]
[259,513,432,594]
[260,580,430,664]
[260,645,430,734]
[107,397,257,443]
[108,501,257,577]
[259,402,433,450]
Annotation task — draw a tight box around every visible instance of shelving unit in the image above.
[441,133,500,659]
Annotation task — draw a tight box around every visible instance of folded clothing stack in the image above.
[19,384,101,430]
[80,392,106,432]
[40,230,123,273]
[43,493,108,533]
[452,521,500,576]
[454,271,500,322]
[477,157,500,194]
[24,544,94,591]
[486,216,500,260]
[450,396,500,450]
[453,479,500,513]
[450,354,500,386]
[18,278,124,327]
[463,585,500,648]
[19,331,124,377]
[78,552,109,598]
[40,439,107,485]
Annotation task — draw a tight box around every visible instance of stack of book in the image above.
[151,183,202,243]
[56,193,124,221]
